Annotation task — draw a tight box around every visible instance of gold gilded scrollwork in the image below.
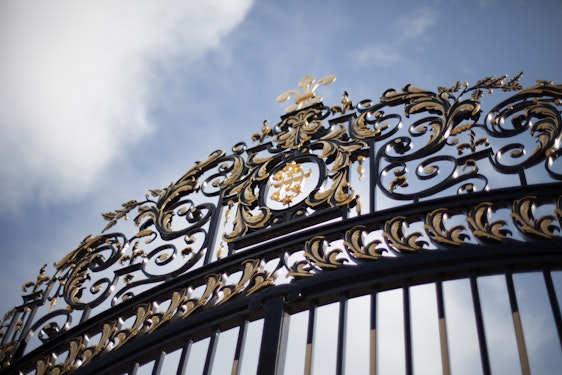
[218,259,274,304]
[55,235,99,271]
[60,234,125,308]
[330,91,353,115]
[112,303,153,350]
[351,109,391,140]
[511,196,560,239]
[424,208,470,246]
[182,275,222,319]
[28,256,279,374]
[102,149,226,238]
[22,264,50,293]
[275,106,325,150]
[223,203,272,242]
[388,166,408,192]
[384,216,426,252]
[6,74,562,375]
[453,129,489,155]
[344,225,387,260]
[466,202,511,242]
[251,120,272,144]
[76,322,116,370]
[43,337,84,375]
[303,236,347,269]
[287,258,314,278]
[222,152,275,242]
[224,95,362,241]
[276,74,336,114]
[142,290,187,334]
[306,141,362,207]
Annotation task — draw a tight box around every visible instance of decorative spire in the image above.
[276,74,336,113]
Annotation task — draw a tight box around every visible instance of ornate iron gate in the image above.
[1,74,562,375]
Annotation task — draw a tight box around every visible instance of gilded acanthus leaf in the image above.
[303,236,347,269]
[383,216,426,252]
[511,196,559,239]
[424,208,469,246]
[287,259,314,278]
[466,202,511,242]
[344,226,387,260]
[503,72,523,91]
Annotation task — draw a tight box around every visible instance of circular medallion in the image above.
[264,158,321,210]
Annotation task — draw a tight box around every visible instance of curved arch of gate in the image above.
[1,74,562,374]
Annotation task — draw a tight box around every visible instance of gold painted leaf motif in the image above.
[303,236,347,269]
[424,208,469,246]
[383,216,426,252]
[344,226,387,260]
[466,202,511,242]
[511,196,559,239]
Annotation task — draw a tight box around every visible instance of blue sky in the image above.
[0,0,561,336]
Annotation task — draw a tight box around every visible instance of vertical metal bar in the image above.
[204,197,224,265]
[176,339,192,375]
[257,296,288,375]
[16,295,44,346]
[370,289,377,375]
[543,269,562,349]
[79,306,91,325]
[369,139,377,213]
[4,308,20,344]
[470,274,491,375]
[403,285,412,375]
[336,294,348,375]
[129,362,139,375]
[518,169,528,187]
[231,320,248,375]
[151,350,166,375]
[304,303,317,375]
[435,279,451,375]
[202,330,219,375]
[278,313,291,375]
[505,270,530,375]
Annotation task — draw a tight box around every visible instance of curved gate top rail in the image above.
[1,73,562,374]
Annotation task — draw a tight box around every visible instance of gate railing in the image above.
[1,74,561,374]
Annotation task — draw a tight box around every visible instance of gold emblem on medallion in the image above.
[270,160,312,206]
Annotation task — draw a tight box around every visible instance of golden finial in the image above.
[357,156,365,181]
[217,242,224,259]
[251,120,272,144]
[276,74,336,113]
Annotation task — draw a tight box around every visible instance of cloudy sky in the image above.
[0,0,561,361]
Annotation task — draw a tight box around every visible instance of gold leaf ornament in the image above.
[383,216,426,252]
[303,236,347,269]
[424,208,469,246]
[276,74,336,113]
[344,226,386,260]
[466,202,511,241]
[511,196,559,239]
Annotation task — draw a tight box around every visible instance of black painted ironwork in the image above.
[1,74,562,374]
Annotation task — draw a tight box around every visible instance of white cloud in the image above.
[396,8,439,41]
[353,44,401,67]
[351,7,438,67]
[0,0,254,210]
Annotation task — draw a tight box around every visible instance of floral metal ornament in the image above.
[2,73,562,375]
[270,160,312,206]
[276,74,336,113]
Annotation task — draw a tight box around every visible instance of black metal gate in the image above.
[1,74,562,375]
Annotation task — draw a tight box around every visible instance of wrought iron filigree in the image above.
[2,73,562,374]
